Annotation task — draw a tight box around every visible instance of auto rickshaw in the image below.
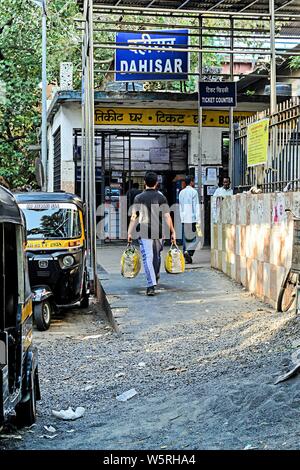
[15,192,89,331]
[0,185,40,426]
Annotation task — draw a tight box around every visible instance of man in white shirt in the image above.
[179,176,200,264]
[213,176,233,197]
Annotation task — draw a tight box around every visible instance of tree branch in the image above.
[0,135,26,143]
[0,17,14,35]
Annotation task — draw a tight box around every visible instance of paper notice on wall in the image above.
[247,118,269,167]
[272,194,286,224]
[206,167,218,185]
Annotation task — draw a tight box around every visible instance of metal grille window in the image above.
[234,97,300,193]
[53,127,61,191]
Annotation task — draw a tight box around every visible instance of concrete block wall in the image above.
[211,192,300,307]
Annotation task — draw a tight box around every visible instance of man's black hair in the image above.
[223,176,231,182]
[133,182,139,189]
[144,171,158,187]
[185,176,194,186]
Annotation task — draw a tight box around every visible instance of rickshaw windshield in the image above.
[19,203,81,240]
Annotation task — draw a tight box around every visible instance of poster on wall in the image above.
[206,167,218,185]
[247,118,269,167]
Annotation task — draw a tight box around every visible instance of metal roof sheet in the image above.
[78,0,300,15]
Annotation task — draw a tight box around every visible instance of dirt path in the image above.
[1,268,300,450]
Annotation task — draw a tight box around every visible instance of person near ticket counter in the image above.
[179,176,200,264]
[213,176,233,197]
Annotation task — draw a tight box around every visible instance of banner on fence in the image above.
[247,118,269,167]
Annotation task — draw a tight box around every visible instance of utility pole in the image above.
[41,0,47,190]
[269,0,277,114]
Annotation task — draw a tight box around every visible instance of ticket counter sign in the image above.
[247,118,269,167]
[199,82,237,107]
[115,30,188,81]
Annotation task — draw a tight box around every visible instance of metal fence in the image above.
[234,97,300,193]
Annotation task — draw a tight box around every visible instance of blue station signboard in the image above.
[115,30,189,82]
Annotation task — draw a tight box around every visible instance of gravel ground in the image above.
[1,269,300,450]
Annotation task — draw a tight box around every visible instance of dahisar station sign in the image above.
[115,30,188,81]
[199,82,237,107]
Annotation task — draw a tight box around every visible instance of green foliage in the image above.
[290,57,300,70]
[0,0,80,189]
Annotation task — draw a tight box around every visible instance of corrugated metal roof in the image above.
[78,0,300,15]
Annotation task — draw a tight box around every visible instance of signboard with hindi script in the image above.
[115,30,188,81]
[199,82,237,108]
[247,118,270,167]
[94,107,254,128]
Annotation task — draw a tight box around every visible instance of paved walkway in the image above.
[97,243,212,335]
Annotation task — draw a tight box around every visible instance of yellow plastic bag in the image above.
[165,243,185,274]
[121,244,141,278]
[196,223,203,238]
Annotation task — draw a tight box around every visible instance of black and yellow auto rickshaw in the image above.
[0,185,40,426]
[15,192,89,331]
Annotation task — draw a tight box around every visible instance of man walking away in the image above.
[179,176,200,264]
[128,171,176,296]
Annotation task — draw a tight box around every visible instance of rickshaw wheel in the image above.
[16,370,37,426]
[35,301,52,331]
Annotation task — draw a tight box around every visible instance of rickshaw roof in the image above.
[15,192,84,211]
[0,185,23,225]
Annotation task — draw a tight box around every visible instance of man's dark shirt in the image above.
[132,189,170,239]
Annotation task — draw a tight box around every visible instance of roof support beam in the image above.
[275,0,296,12]
[177,0,192,9]
[239,0,261,13]
[92,4,270,17]
[208,0,228,11]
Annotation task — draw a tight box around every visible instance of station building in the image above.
[46,89,269,243]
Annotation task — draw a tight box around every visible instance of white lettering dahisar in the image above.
[119,59,183,74]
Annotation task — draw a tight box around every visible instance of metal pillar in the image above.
[228,16,234,183]
[269,0,277,114]
[82,0,97,296]
[197,15,204,246]
[88,0,97,295]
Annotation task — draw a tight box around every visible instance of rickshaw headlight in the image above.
[62,255,74,267]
